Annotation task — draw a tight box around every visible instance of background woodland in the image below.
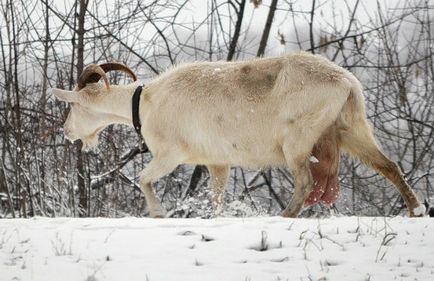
[0,0,433,218]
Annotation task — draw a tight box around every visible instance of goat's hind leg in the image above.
[281,157,313,217]
[281,139,315,217]
[139,157,178,218]
[361,150,424,216]
[339,121,425,216]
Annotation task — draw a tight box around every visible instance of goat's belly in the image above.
[183,143,287,168]
[230,151,287,168]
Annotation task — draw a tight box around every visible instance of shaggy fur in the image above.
[51,52,424,218]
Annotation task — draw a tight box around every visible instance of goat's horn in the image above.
[77,64,110,90]
[99,63,137,82]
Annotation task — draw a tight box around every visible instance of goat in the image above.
[50,52,425,218]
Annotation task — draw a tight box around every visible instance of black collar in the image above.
[132,85,147,151]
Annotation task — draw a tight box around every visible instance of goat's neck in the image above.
[98,83,144,127]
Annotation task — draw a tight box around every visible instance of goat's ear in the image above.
[49,88,80,103]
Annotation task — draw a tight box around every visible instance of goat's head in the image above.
[50,63,137,150]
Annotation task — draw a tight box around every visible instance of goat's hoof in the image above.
[149,209,166,218]
[410,204,426,217]
[213,206,224,218]
[281,209,298,218]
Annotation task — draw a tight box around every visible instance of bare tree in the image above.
[0,0,432,218]
[257,0,278,57]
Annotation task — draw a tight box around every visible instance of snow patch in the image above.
[1,217,433,281]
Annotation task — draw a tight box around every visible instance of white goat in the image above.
[50,52,425,218]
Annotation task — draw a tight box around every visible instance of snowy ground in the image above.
[0,216,433,281]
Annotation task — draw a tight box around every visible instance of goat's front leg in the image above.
[139,158,178,218]
[282,157,314,217]
[207,165,230,216]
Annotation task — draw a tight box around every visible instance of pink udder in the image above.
[304,173,340,207]
[304,129,341,207]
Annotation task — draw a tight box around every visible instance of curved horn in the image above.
[99,63,137,82]
[77,64,110,90]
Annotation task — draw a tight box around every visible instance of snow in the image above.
[1,216,433,281]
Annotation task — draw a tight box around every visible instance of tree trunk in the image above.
[227,0,246,61]
[38,0,51,214]
[76,0,89,217]
[256,0,279,57]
